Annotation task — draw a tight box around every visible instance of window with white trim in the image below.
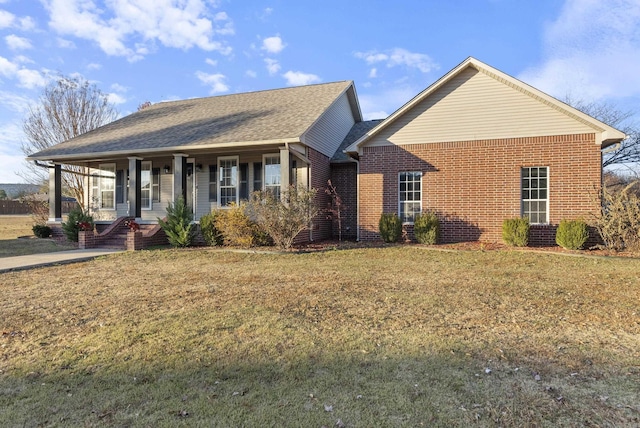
[521,166,548,224]
[399,171,422,223]
[141,161,152,209]
[99,164,116,210]
[218,156,238,206]
[263,154,281,199]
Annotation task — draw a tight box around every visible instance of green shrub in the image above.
[247,186,319,249]
[215,203,259,248]
[200,210,223,246]
[61,208,94,242]
[502,217,529,247]
[158,196,195,247]
[32,224,52,238]
[414,212,439,245]
[379,213,403,243]
[556,219,589,250]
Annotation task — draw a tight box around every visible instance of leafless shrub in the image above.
[592,181,640,252]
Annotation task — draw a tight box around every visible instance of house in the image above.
[29,81,362,248]
[28,57,625,248]
[345,57,626,245]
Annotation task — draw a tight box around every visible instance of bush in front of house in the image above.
[247,186,319,250]
[158,196,195,247]
[593,181,640,251]
[199,210,223,246]
[502,217,529,247]
[214,203,261,248]
[379,213,403,243]
[32,224,52,238]
[413,212,439,245]
[555,219,589,250]
[62,207,94,242]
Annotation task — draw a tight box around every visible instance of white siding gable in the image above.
[303,91,357,157]
[366,67,595,147]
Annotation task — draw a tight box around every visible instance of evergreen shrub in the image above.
[158,196,195,247]
[555,219,589,250]
[413,212,439,245]
[379,213,403,243]
[61,208,94,242]
[502,217,529,247]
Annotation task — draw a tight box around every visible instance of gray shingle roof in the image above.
[29,81,354,160]
[331,120,383,163]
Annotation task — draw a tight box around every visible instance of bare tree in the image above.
[566,97,639,171]
[21,75,119,208]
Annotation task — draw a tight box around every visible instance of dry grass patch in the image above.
[1,247,639,426]
[0,215,74,257]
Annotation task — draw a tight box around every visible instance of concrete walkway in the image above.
[0,249,124,273]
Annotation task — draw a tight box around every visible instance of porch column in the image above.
[48,163,62,221]
[128,157,142,220]
[279,147,290,199]
[173,153,187,203]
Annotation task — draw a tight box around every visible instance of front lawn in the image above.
[0,216,74,257]
[1,247,638,426]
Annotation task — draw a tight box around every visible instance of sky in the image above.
[1,0,639,183]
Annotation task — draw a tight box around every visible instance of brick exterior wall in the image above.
[358,133,602,245]
[329,163,358,240]
[309,147,332,241]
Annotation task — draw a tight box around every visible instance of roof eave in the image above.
[27,137,302,162]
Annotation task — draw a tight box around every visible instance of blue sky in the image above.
[1,0,639,183]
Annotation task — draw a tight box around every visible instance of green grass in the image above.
[1,247,639,426]
[0,215,74,257]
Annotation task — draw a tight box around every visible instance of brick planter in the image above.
[126,230,143,251]
[78,230,96,249]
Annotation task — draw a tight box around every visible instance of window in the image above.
[152,168,160,203]
[399,171,422,223]
[209,164,217,202]
[218,157,238,206]
[253,162,262,192]
[263,154,281,199]
[99,164,116,210]
[141,161,152,209]
[521,167,548,224]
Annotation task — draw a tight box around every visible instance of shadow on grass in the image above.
[1,352,638,427]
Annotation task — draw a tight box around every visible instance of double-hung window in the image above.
[521,166,549,224]
[399,171,422,223]
[141,161,152,209]
[99,164,116,210]
[218,157,238,206]
[263,154,281,199]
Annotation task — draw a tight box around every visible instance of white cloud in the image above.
[195,70,229,93]
[245,69,257,78]
[0,55,47,88]
[107,92,127,105]
[519,0,640,101]
[15,68,47,88]
[18,16,35,31]
[5,34,32,50]
[264,58,280,75]
[262,35,285,54]
[86,62,101,70]
[57,38,76,49]
[110,83,128,93]
[43,0,234,62]
[358,85,419,121]
[0,154,27,182]
[355,48,438,73]
[205,58,217,67]
[282,70,321,86]
[0,90,31,114]
[0,9,14,28]
[368,68,377,78]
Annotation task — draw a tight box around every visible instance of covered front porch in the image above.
[46,144,312,249]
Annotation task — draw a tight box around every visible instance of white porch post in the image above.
[279,147,290,199]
